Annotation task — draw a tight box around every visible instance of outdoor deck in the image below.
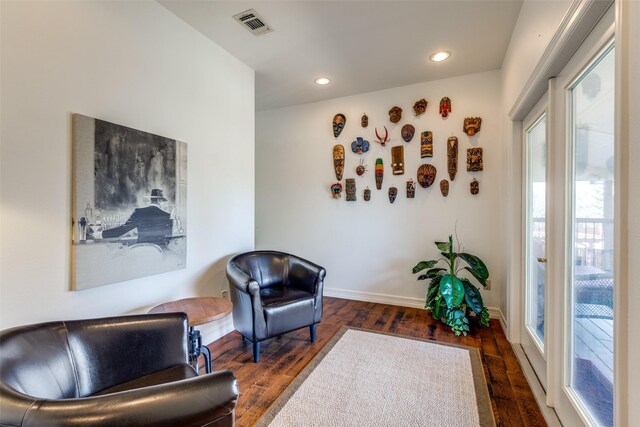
[575,316,613,384]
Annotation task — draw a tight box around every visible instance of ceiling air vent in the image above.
[233,9,273,36]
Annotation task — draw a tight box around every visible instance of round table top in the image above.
[148,297,233,327]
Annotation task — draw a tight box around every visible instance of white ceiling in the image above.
[159,1,523,111]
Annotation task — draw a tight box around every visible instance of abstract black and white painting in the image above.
[72,114,187,290]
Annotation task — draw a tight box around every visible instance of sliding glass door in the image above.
[518,6,616,427]
[551,8,615,426]
[565,41,615,427]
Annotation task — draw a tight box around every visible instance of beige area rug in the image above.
[254,327,495,427]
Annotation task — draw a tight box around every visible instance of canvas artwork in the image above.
[72,114,187,290]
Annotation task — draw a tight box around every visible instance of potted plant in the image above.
[412,235,490,336]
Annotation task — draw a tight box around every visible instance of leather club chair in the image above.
[0,313,238,427]
[226,250,326,363]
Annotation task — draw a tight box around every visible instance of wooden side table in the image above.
[148,297,232,374]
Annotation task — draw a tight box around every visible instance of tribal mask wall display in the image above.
[389,106,402,123]
[345,178,356,201]
[351,137,370,154]
[463,117,482,136]
[440,179,449,197]
[330,182,343,198]
[333,144,345,180]
[407,179,416,198]
[413,98,428,116]
[391,145,404,175]
[417,164,437,188]
[447,136,458,180]
[375,158,384,190]
[439,97,452,118]
[470,178,479,195]
[356,159,368,176]
[388,187,398,203]
[363,187,371,201]
[333,113,346,138]
[401,124,415,142]
[375,126,390,146]
[420,131,433,158]
[361,113,368,128]
[467,147,484,171]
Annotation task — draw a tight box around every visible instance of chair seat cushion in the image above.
[260,286,314,308]
[91,364,197,396]
[261,287,315,337]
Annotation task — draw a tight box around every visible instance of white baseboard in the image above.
[325,287,504,320]
[198,290,507,345]
[325,287,425,309]
[513,344,562,427]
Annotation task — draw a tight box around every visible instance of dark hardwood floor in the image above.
[204,297,546,427]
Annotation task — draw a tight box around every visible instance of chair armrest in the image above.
[226,262,260,296]
[19,370,238,427]
[288,255,326,296]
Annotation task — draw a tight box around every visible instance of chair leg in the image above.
[310,324,316,343]
[201,345,212,374]
[253,342,260,363]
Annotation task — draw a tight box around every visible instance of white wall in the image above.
[0,1,255,329]
[256,71,502,311]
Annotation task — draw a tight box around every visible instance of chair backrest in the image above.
[0,322,79,399]
[0,313,189,399]
[232,251,291,289]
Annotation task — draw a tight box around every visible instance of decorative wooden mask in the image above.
[351,137,370,154]
[345,178,356,201]
[333,145,345,180]
[467,147,484,171]
[356,159,368,176]
[364,187,371,201]
[420,131,433,158]
[388,187,398,203]
[417,164,437,188]
[333,113,346,137]
[413,98,428,116]
[440,179,449,197]
[407,179,416,198]
[375,126,390,146]
[447,136,458,181]
[439,97,451,118]
[330,182,343,198]
[389,106,402,123]
[375,158,384,190]
[361,113,368,128]
[401,124,415,142]
[470,178,479,195]
[463,117,482,136]
[391,146,404,175]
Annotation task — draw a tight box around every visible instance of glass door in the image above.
[522,96,548,388]
[551,7,615,426]
[566,42,615,427]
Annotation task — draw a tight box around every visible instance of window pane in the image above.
[569,45,614,427]
[526,115,546,346]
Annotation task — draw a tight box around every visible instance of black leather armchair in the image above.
[0,313,238,427]
[226,251,326,362]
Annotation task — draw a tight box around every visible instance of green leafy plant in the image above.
[412,235,490,336]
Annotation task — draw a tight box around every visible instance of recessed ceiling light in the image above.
[430,51,450,62]
[315,77,331,85]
